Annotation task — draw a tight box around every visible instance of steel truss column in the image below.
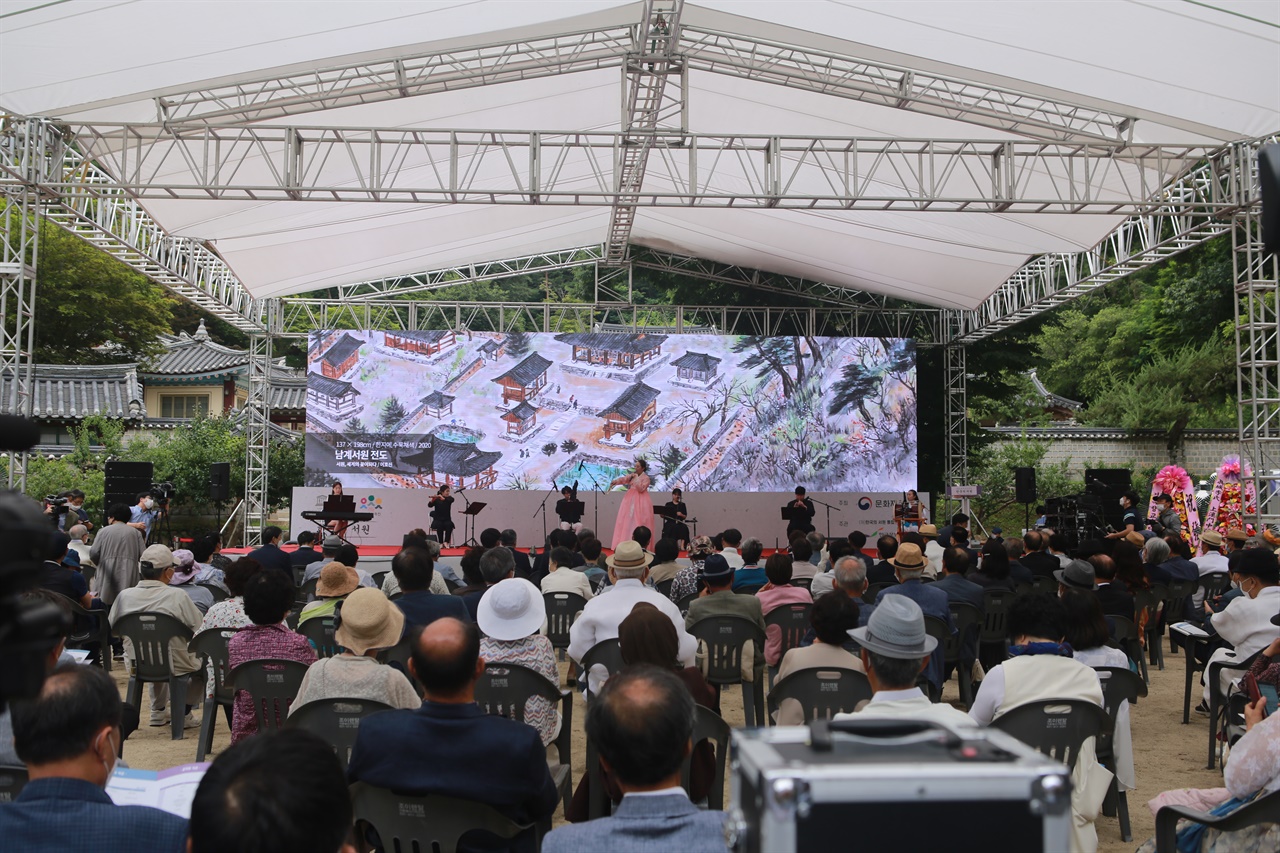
[244,330,272,544]
[594,262,633,302]
[943,310,969,509]
[606,0,685,265]
[1234,202,1280,528]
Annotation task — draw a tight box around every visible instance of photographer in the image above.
[128,490,162,541]
[44,489,92,532]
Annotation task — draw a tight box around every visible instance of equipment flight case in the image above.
[728,718,1073,853]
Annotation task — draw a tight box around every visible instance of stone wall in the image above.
[986,427,1241,479]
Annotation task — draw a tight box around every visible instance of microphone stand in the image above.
[534,480,558,543]
[809,497,842,540]
[457,486,477,547]
[584,469,604,534]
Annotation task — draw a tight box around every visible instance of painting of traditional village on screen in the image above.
[304,329,916,492]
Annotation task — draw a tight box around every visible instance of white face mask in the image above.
[99,731,119,788]
[1118,498,1126,507]
[142,498,155,510]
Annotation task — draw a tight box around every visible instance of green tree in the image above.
[123,416,246,510]
[378,398,407,432]
[968,436,1080,532]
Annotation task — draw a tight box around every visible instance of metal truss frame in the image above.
[243,335,272,542]
[334,246,605,300]
[943,311,969,512]
[59,122,1211,214]
[1234,201,1280,528]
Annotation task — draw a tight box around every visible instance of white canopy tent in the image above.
[2,0,1278,532]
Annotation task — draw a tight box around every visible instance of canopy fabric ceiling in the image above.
[2,1,1278,311]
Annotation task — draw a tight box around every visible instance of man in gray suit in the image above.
[542,666,728,853]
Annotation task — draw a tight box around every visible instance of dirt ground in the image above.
[113,643,1226,851]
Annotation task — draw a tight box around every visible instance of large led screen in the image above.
[304,330,916,492]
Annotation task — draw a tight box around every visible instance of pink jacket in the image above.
[757,584,816,666]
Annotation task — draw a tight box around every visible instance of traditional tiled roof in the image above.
[555,332,667,353]
[420,390,455,409]
[502,401,538,421]
[320,333,363,367]
[402,437,502,476]
[479,340,502,354]
[670,351,721,372]
[387,330,452,344]
[269,375,308,411]
[142,321,250,377]
[1,364,143,420]
[1029,369,1083,411]
[492,353,552,387]
[308,374,359,398]
[600,382,659,421]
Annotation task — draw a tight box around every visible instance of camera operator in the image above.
[44,489,92,532]
[128,490,162,542]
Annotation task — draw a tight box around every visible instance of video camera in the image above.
[149,481,177,509]
[43,494,70,515]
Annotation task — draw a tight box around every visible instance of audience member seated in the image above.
[1142,537,1183,586]
[0,665,188,852]
[302,536,343,583]
[0,590,76,766]
[1020,530,1059,579]
[290,587,420,713]
[668,536,713,602]
[646,538,682,586]
[189,728,356,853]
[541,545,595,600]
[190,532,229,593]
[333,543,378,589]
[300,562,361,625]
[932,546,983,609]
[837,595,975,728]
[108,544,206,728]
[1160,533,1201,590]
[501,528,536,583]
[969,541,1017,591]
[1088,554,1135,620]
[567,602,718,821]
[569,541,696,696]
[806,557,875,634]
[390,546,470,629]
[246,525,294,577]
[788,538,818,580]
[382,537,451,597]
[684,554,767,687]
[38,530,91,610]
[544,666,729,853]
[774,593,863,726]
[227,571,317,743]
[867,535,899,586]
[757,554,816,669]
[458,546,516,620]
[969,593,1109,853]
[579,537,607,581]
[347,618,559,851]
[1198,548,1280,711]
[877,542,952,691]
[289,529,320,568]
[477,578,561,748]
[1061,586,1136,796]
[920,525,944,577]
[731,538,767,591]
[169,549,215,615]
[302,539,377,590]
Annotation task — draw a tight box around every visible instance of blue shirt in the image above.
[732,565,768,591]
[0,777,187,853]
[395,590,471,630]
[129,505,158,539]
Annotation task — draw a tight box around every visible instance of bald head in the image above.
[587,665,693,789]
[408,617,481,700]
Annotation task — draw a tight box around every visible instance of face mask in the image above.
[1118,498,1126,507]
[143,498,154,509]
[99,731,119,788]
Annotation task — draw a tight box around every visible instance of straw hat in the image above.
[919,523,938,536]
[477,578,546,641]
[849,595,937,659]
[888,542,927,572]
[606,540,653,570]
[1124,530,1146,547]
[1200,529,1224,548]
[334,588,404,655]
[316,561,360,597]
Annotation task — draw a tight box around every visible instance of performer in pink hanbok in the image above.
[610,460,655,549]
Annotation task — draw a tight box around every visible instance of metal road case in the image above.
[728,719,1073,853]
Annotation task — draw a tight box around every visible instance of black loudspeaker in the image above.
[209,462,231,502]
[104,460,154,522]
[1014,467,1037,504]
[1085,468,1133,529]
[1261,144,1280,256]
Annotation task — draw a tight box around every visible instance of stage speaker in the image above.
[1085,468,1133,529]
[209,462,231,502]
[104,460,153,523]
[1261,144,1280,256]
[1014,467,1037,504]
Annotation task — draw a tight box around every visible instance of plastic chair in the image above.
[1158,580,1197,664]
[789,578,813,592]
[542,592,586,661]
[918,615,950,702]
[286,698,392,772]
[654,578,674,598]
[376,636,422,696]
[349,782,534,853]
[865,582,895,605]
[62,595,112,671]
[978,589,1015,672]
[579,638,624,705]
[198,583,229,604]
[686,615,767,727]
[1135,584,1167,670]
[111,612,196,741]
[1205,649,1263,769]
[0,765,28,803]
[1154,787,1280,853]
[764,602,814,688]
[297,616,342,658]
[1198,572,1231,601]
[228,658,310,735]
[300,576,319,603]
[676,592,699,616]
[1093,666,1148,842]
[766,666,872,724]
[474,662,574,813]
[945,601,981,708]
[1108,615,1147,683]
[734,584,765,596]
[1030,575,1058,595]
[990,699,1111,775]
[681,705,731,809]
[188,627,239,762]
[369,570,389,589]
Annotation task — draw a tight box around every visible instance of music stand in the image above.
[462,502,487,547]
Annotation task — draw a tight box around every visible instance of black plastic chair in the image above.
[789,577,813,592]
[990,699,1111,776]
[286,698,392,772]
[0,765,28,803]
[681,705,731,809]
[349,782,534,853]
[918,615,950,703]
[1030,575,1058,595]
[579,637,624,705]
[1135,584,1167,669]
[62,595,111,671]
[188,627,239,762]
[1108,615,1147,682]
[676,592,699,616]
[978,589,1015,672]
[376,636,422,696]
[764,602,814,688]
[1205,649,1263,769]
[654,578,674,598]
[474,663,574,813]
[766,666,872,724]
[197,583,229,604]
[543,592,586,661]
[1199,571,1231,601]
[734,584,765,596]
[865,582,895,605]
[300,576,319,603]
[228,658,310,735]
[369,570,389,589]
[297,616,342,658]
[687,615,767,726]
[111,611,196,741]
[945,601,981,708]
[1159,579,1197,662]
[1154,787,1280,853]
[1094,666,1148,842]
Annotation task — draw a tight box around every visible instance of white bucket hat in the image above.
[477,578,546,641]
